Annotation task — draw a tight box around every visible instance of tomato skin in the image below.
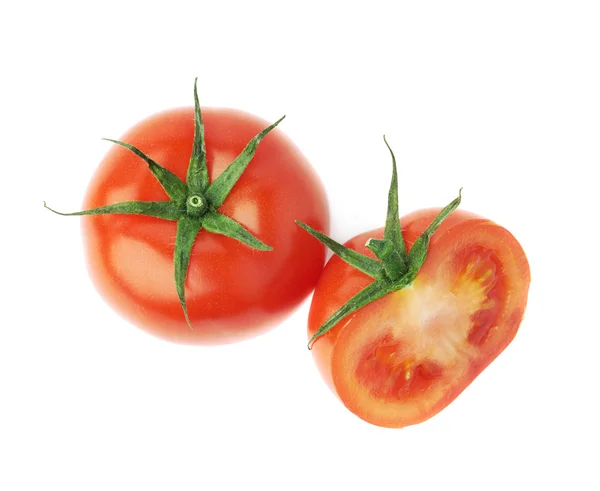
[82,107,329,344]
[308,209,530,427]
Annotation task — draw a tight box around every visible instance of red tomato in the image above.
[81,107,329,344]
[308,209,529,427]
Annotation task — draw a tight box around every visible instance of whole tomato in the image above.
[48,82,329,345]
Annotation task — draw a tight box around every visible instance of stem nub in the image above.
[186,194,208,217]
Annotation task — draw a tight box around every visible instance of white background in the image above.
[2,1,599,490]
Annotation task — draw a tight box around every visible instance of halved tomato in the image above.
[307,209,530,428]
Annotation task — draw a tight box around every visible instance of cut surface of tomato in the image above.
[308,210,530,428]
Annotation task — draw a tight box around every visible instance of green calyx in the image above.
[45,78,283,328]
[297,136,462,349]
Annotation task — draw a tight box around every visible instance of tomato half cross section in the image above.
[46,80,329,345]
[298,138,530,428]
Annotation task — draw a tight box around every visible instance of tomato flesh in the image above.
[308,210,529,427]
[453,246,506,345]
[355,333,444,400]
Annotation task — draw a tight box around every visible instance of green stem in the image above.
[186,77,210,194]
[296,221,382,278]
[366,238,406,280]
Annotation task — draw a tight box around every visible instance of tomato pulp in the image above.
[82,107,329,344]
[308,209,529,427]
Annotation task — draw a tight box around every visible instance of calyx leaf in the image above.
[45,78,283,328]
[298,136,462,349]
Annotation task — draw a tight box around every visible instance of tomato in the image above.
[307,208,529,427]
[71,103,328,344]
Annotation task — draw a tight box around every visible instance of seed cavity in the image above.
[355,333,443,400]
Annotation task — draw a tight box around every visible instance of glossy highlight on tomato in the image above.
[77,105,329,344]
[307,209,530,428]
